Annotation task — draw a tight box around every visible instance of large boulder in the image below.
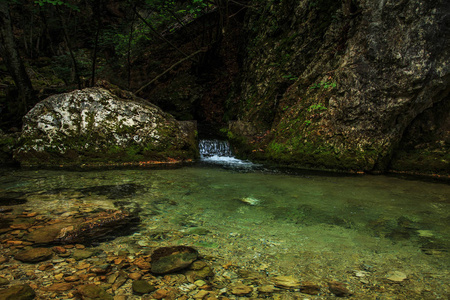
[231,0,449,174]
[14,87,197,167]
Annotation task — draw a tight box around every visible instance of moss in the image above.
[390,149,450,176]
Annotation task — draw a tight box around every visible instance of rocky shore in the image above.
[1,198,445,300]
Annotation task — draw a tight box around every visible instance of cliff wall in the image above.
[230,0,449,174]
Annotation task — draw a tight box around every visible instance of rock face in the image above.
[14,87,198,166]
[230,0,449,174]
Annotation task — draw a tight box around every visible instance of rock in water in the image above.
[14,87,197,167]
[132,280,156,295]
[76,284,113,300]
[328,281,353,297]
[14,248,53,263]
[0,284,35,300]
[386,271,407,282]
[271,276,301,289]
[150,246,198,274]
[240,197,260,205]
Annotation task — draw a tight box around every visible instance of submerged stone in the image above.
[76,284,113,300]
[328,281,353,297]
[271,276,301,289]
[0,284,35,300]
[150,246,198,274]
[14,248,53,263]
[132,280,156,295]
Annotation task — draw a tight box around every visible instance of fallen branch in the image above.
[135,48,207,95]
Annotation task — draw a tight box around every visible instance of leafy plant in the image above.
[34,0,79,11]
[309,81,337,89]
[282,74,298,81]
[307,103,327,112]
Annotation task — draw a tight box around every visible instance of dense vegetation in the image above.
[0,0,250,131]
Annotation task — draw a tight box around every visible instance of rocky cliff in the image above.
[229,0,449,174]
[14,86,198,167]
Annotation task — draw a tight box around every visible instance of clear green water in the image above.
[1,164,449,296]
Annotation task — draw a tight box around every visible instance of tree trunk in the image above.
[0,2,35,113]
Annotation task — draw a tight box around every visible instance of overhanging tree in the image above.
[0,1,36,114]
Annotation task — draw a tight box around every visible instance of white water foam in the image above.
[199,139,254,166]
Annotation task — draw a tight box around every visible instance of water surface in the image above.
[0,164,449,297]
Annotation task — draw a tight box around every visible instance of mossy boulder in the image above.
[14,87,198,167]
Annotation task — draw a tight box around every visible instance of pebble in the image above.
[193,290,210,299]
[258,285,278,293]
[0,277,10,286]
[230,283,253,295]
[386,271,407,282]
[132,280,156,294]
[271,275,301,289]
[0,284,36,300]
[328,281,353,297]
[128,272,142,280]
[43,282,73,291]
[14,247,53,263]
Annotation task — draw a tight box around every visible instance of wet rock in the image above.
[112,271,128,291]
[128,272,142,280]
[90,264,111,274]
[240,197,260,206]
[76,284,113,300]
[386,271,407,282]
[55,210,140,244]
[43,282,73,292]
[14,247,53,263]
[64,275,80,282]
[271,276,301,289]
[131,280,156,295]
[73,249,94,261]
[258,285,278,293]
[193,290,209,299]
[230,283,253,295]
[0,284,35,300]
[300,281,321,295]
[26,223,75,244]
[328,281,353,297]
[0,278,9,286]
[185,261,214,280]
[150,246,198,274]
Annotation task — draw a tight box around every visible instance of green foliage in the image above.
[50,50,91,85]
[34,0,79,11]
[307,103,327,112]
[309,81,337,89]
[282,74,298,81]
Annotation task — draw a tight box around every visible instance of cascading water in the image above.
[198,139,254,166]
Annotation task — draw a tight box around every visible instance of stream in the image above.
[0,140,449,298]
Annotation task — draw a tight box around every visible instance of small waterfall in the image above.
[199,139,233,158]
[198,139,254,166]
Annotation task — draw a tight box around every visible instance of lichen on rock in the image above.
[14,87,198,167]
